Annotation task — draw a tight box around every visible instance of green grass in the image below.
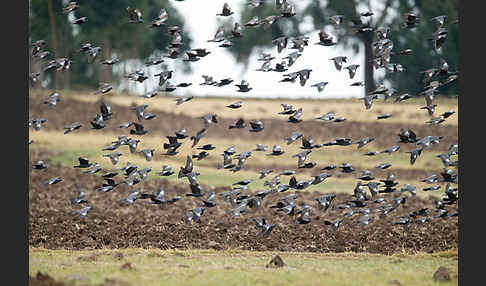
[29,248,459,286]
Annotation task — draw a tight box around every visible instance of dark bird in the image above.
[229,118,246,129]
[364,151,380,156]
[217,3,234,16]
[315,29,336,46]
[377,114,392,120]
[358,170,375,181]
[127,139,140,153]
[375,163,392,169]
[197,144,216,151]
[157,165,174,177]
[259,169,274,179]
[74,157,93,168]
[249,120,264,132]
[44,177,63,188]
[235,80,253,92]
[321,164,337,171]
[71,191,88,205]
[190,128,208,148]
[151,8,168,27]
[288,108,303,123]
[192,151,209,161]
[344,64,360,79]
[339,163,355,173]
[130,122,148,135]
[311,81,329,93]
[227,101,243,109]
[268,145,285,156]
[72,16,87,25]
[140,149,154,162]
[382,145,400,155]
[64,122,82,135]
[324,219,342,231]
[252,217,276,236]
[253,144,268,152]
[354,137,374,149]
[315,194,336,211]
[43,92,60,107]
[63,2,80,14]
[406,147,424,165]
[329,56,347,71]
[178,156,194,179]
[76,206,92,218]
[126,6,143,23]
[32,160,47,170]
[185,207,205,224]
[175,95,194,105]
[208,26,225,42]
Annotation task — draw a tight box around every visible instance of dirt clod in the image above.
[266,255,285,268]
[433,266,451,281]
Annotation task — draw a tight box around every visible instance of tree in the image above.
[29,0,193,91]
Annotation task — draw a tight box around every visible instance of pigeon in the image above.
[76,206,92,218]
[102,57,120,65]
[71,190,89,205]
[216,3,234,16]
[261,15,281,30]
[268,145,285,156]
[175,95,194,105]
[382,145,400,155]
[43,92,60,107]
[140,149,155,161]
[126,6,143,23]
[364,151,380,156]
[127,139,140,153]
[339,163,355,173]
[208,27,225,42]
[315,29,336,46]
[216,78,234,87]
[190,127,208,148]
[311,82,329,93]
[83,163,102,175]
[44,177,63,187]
[375,163,392,169]
[151,8,168,27]
[377,114,392,120]
[100,102,113,120]
[192,151,209,161]
[279,104,297,115]
[406,147,424,165]
[254,144,268,152]
[64,122,82,135]
[235,80,252,92]
[324,219,342,231]
[124,190,140,205]
[74,157,94,168]
[32,160,48,170]
[178,156,194,179]
[285,132,303,145]
[259,169,274,179]
[199,192,217,208]
[316,112,335,121]
[130,122,148,135]
[197,144,216,151]
[29,118,48,131]
[329,56,347,71]
[321,164,337,171]
[72,16,88,25]
[315,194,336,211]
[358,170,375,181]
[400,184,417,196]
[157,165,174,177]
[227,101,243,109]
[249,120,264,132]
[288,108,303,123]
[355,137,374,149]
[252,217,276,237]
[185,207,205,224]
[344,64,360,79]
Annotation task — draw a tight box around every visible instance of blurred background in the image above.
[29,0,458,99]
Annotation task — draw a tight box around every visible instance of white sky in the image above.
[122,0,383,99]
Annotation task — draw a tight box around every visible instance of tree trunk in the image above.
[361,31,376,94]
[47,0,61,90]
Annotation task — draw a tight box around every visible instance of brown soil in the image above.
[29,149,458,255]
[29,94,457,151]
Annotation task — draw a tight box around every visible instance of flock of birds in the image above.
[29,1,458,237]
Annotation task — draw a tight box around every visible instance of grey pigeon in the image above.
[64,122,82,135]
